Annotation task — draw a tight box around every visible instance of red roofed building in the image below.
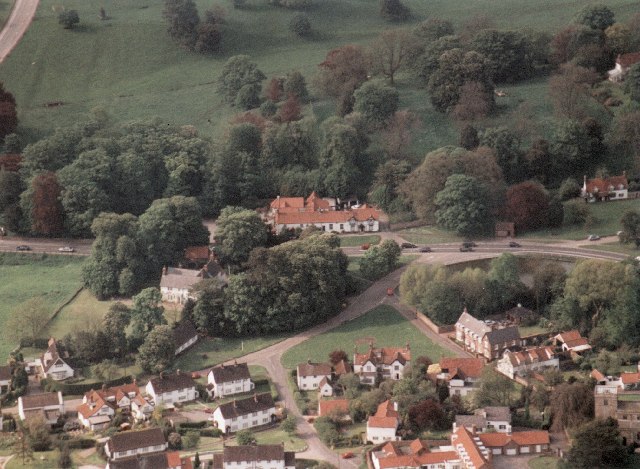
[317,398,351,420]
[367,400,400,444]
[553,330,592,354]
[450,426,492,469]
[478,430,550,456]
[608,52,640,82]
[0,153,21,171]
[370,439,460,469]
[267,192,382,233]
[354,343,411,384]
[582,174,629,202]
[430,357,485,397]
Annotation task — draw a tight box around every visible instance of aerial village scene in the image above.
[2,0,640,468]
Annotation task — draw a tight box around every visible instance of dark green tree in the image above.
[575,4,615,30]
[625,63,640,102]
[217,55,266,105]
[353,81,399,127]
[130,288,166,341]
[0,83,18,139]
[568,418,627,468]
[289,13,311,37]
[214,206,269,271]
[479,126,525,184]
[620,209,640,244]
[137,325,175,373]
[58,10,80,29]
[470,30,534,83]
[379,0,410,22]
[359,240,401,280]
[191,279,229,335]
[163,0,200,48]
[435,174,491,236]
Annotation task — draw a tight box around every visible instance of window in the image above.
[232,417,237,422]
[329,224,333,230]
[253,412,257,417]
[340,224,344,230]
[499,425,506,429]
[603,399,608,406]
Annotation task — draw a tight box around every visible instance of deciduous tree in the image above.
[58,10,80,29]
[30,172,64,236]
[504,181,550,232]
[473,368,514,407]
[353,81,399,127]
[370,29,416,85]
[435,174,491,236]
[214,206,269,271]
[136,325,175,373]
[163,0,199,48]
[130,288,167,342]
[314,45,370,107]
[218,55,266,106]
[0,82,17,139]
[7,298,50,343]
[575,4,615,30]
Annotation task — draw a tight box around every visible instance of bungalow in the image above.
[608,52,640,82]
[211,393,276,434]
[455,309,521,361]
[353,344,411,384]
[429,357,485,397]
[453,407,512,434]
[366,400,400,444]
[268,193,383,233]
[106,451,193,469]
[105,427,167,461]
[40,337,74,381]
[496,346,559,379]
[0,365,11,394]
[206,362,255,399]
[296,361,332,391]
[18,391,64,426]
[553,330,592,354]
[212,444,295,469]
[145,371,197,406]
[582,174,629,202]
[172,320,199,355]
[478,430,550,456]
[317,398,351,420]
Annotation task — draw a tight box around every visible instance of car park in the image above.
[58,246,75,252]
[418,246,432,252]
[509,241,521,247]
[16,245,31,251]
[587,234,601,241]
[401,242,417,249]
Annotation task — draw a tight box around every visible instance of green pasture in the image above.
[0,1,14,27]
[280,304,455,369]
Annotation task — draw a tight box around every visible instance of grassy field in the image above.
[43,289,115,339]
[0,253,84,359]
[339,235,380,247]
[185,426,307,455]
[280,305,455,369]
[396,226,467,245]
[580,241,640,257]
[0,1,14,27]
[1,0,637,144]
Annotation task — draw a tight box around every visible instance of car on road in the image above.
[459,246,473,252]
[418,246,432,252]
[509,241,521,248]
[401,242,417,249]
[58,246,75,252]
[462,241,477,248]
[16,245,31,251]
[587,234,601,241]
[341,452,354,459]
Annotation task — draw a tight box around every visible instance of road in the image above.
[0,0,39,64]
[0,236,93,255]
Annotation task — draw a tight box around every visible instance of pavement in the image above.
[0,0,39,64]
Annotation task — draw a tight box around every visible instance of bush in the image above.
[270,0,312,8]
[58,10,80,29]
[289,14,311,37]
[46,375,133,395]
[260,101,277,117]
[179,421,208,429]
[563,200,590,226]
[379,0,410,21]
[64,439,97,450]
[200,428,223,437]
[558,177,582,200]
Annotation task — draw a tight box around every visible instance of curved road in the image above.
[0,0,39,63]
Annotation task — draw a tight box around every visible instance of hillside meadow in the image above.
[0,0,637,146]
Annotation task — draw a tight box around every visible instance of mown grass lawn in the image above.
[2,0,636,146]
[0,0,15,27]
[580,241,640,258]
[184,426,307,456]
[0,253,85,359]
[280,305,455,369]
[528,456,561,469]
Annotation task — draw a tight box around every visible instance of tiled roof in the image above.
[209,362,251,384]
[591,369,606,382]
[0,365,12,381]
[333,360,352,376]
[482,406,511,422]
[505,346,555,366]
[275,207,381,226]
[555,330,582,343]
[456,310,492,336]
[585,175,628,194]
[318,399,350,417]
[451,426,490,469]
[84,383,140,403]
[297,362,332,377]
[223,444,285,462]
[564,337,591,349]
[107,427,166,453]
[217,393,275,419]
[172,320,198,348]
[77,398,115,419]
[478,430,549,447]
[41,338,71,373]
[184,246,210,261]
[270,196,306,211]
[618,52,640,68]
[20,392,61,409]
[439,358,485,379]
[148,372,195,395]
[485,326,520,345]
[354,346,410,367]
[369,400,399,429]
[621,373,640,385]
[375,439,458,468]
[159,267,207,290]
[107,451,192,469]
[504,305,536,320]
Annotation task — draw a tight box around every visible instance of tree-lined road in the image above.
[0,0,39,64]
[0,236,92,255]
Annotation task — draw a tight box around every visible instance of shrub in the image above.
[379,0,410,21]
[289,14,311,37]
[58,10,80,29]
[563,200,590,225]
[200,428,223,437]
[179,421,208,429]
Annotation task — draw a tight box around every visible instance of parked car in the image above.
[15,245,31,251]
[360,243,370,250]
[386,288,394,296]
[191,372,201,379]
[418,246,432,252]
[459,246,473,252]
[587,234,601,241]
[508,241,521,248]
[401,242,417,249]
[462,241,477,248]
[58,246,75,252]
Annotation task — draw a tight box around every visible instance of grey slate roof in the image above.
[457,310,492,336]
[148,372,196,395]
[209,362,251,384]
[172,320,198,347]
[107,427,166,453]
[106,452,168,469]
[297,362,332,377]
[485,326,521,345]
[217,393,275,419]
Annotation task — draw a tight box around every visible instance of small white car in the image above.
[587,234,600,241]
[58,246,75,252]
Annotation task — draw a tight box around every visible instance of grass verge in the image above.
[339,235,381,247]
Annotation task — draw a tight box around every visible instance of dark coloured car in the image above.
[16,245,31,251]
[401,242,417,249]
[462,241,477,248]
[418,246,432,253]
[459,246,473,252]
[509,241,521,248]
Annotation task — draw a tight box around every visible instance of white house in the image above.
[454,407,512,434]
[496,346,559,379]
[211,393,276,434]
[207,362,255,399]
[318,377,334,397]
[478,431,550,456]
[582,174,629,202]
[40,338,74,381]
[77,383,152,430]
[106,451,192,469]
[366,400,400,444]
[172,320,199,355]
[608,52,640,82]
[554,330,592,354]
[145,371,197,406]
[296,361,332,391]
[77,396,115,431]
[429,357,485,398]
[212,444,295,469]
[104,427,167,460]
[0,365,11,394]
[131,394,155,421]
[159,266,208,304]
[354,344,411,384]
[18,391,64,426]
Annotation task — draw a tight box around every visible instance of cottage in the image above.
[18,391,64,426]
[496,346,558,379]
[553,330,592,354]
[206,362,255,399]
[595,366,640,444]
[0,365,11,393]
[454,407,512,434]
[78,383,153,430]
[211,393,276,434]
[608,52,640,82]
[160,264,222,304]
[131,393,156,421]
[146,371,197,406]
[184,245,211,266]
[367,400,401,444]
[353,344,411,384]
[455,310,521,361]
[105,427,167,460]
[504,305,538,325]
[296,361,332,391]
[478,430,550,456]
[172,320,199,355]
[106,451,193,469]
[581,174,629,202]
[429,357,485,397]
[40,337,74,380]
[268,192,383,233]
[318,377,334,397]
[212,444,296,469]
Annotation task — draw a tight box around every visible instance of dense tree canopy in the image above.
[435,174,491,236]
[213,206,269,271]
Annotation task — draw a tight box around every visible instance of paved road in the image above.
[0,236,93,255]
[0,0,39,63]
